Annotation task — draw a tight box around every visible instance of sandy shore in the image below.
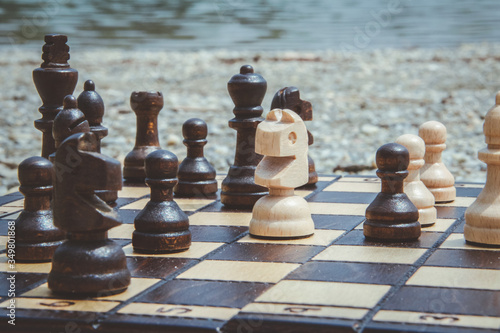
[1,43,499,195]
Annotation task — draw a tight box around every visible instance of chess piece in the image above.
[123,91,163,182]
[249,109,314,239]
[363,143,421,241]
[77,80,117,204]
[221,65,268,208]
[133,150,191,253]
[419,121,456,203]
[174,118,217,198]
[48,132,130,296]
[464,92,500,246]
[271,86,318,186]
[33,34,78,158]
[49,95,90,164]
[396,134,437,227]
[10,157,65,262]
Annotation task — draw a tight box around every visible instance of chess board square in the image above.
[22,277,160,301]
[424,249,500,269]
[118,186,150,198]
[176,260,300,283]
[422,218,456,232]
[441,233,500,251]
[286,261,411,285]
[307,191,377,204]
[237,229,344,246]
[0,272,46,297]
[318,176,337,182]
[382,286,500,317]
[137,279,271,308]
[122,242,224,259]
[0,235,6,251]
[120,198,212,212]
[118,302,240,321]
[1,212,19,220]
[117,209,141,224]
[0,297,120,312]
[191,225,247,243]
[256,280,390,308]
[407,266,500,290]
[455,186,483,197]
[295,189,313,198]
[189,212,252,226]
[436,206,467,219]
[338,176,379,183]
[435,197,476,207]
[0,256,51,273]
[373,310,500,330]
[207,243,324,263]
[0,194,23,206]
[108,223,134,239]
[241,302,369,320]
[308,202,368,216]
[0,205,22,217]
[324,181,379,193]
[127,257,195,278]
[3,199,24,208]
[313,245,427,264]
[312,214,364,230]
[339,229,443,248]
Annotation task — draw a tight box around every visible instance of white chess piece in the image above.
[396,134,437,227]
[464,92,500,245]
[249,109,314,239]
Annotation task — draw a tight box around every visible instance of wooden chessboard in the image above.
[0,175,499,333]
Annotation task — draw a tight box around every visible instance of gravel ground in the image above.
[1,43,500,195]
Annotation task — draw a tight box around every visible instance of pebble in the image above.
[1,43,500,194]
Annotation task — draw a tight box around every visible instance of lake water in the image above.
[1,0,499,51]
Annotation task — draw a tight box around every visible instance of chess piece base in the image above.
[429,186,456,203]
[175,180,218,198]
[249,195,314,239]
[133,230,191,253]
[221,166,268,208]
[418,207,437,227]
[48,238,130,296]
[363,220,421,241]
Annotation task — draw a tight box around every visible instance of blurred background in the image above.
[0,0,499,194]
[1,0,498,51]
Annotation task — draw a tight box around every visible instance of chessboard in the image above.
[0,174,499,333]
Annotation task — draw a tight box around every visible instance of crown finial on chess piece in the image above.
[41,34,70,68]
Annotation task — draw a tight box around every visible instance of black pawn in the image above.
[133,150,191,253]
[174,118,217,198]
[77,80,117,204]
[12,156,65,262]
[363,143,421,241]
[50,95,90,163]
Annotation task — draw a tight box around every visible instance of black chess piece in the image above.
[77,80,117,204]
[221,65,268,208]
[11,156,65,262]
[48,132,130,296]
[133,150,191,253]
[174,118,217,198]
[271,86,318,186]
[123,91,163,182]
[49,95,90,164]
[33,34,78,158]
[363,143,421,241]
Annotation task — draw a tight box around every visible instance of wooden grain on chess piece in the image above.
[221,65,268,208]
[33,34,78,158]
[124,91,163,183]
[48,132,130,296]
[249,109,314,239]
[271,86,318,186]
[465,92,500,246]
[134,150,191,253]
[174,118,217,198]
[363,143,421,241]
[10,157,65,262]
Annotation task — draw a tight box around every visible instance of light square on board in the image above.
[407,266,500,290]
[237,229,344,246]
[440,233,500,251]
[118,186,150,198]
[0,297,120,312]
[118,302,240,321]
[120,198,212,212]
[434,196,476,207]
[313,245,427,264]
[256,280,390,308]
[308,202,368,216]
[3,199,24,208]
[176,260,300,283]
[0,256,51,273]
[22,278,160,301]
[337,177,379,183]
[241,302,368,320]
[0,235,7,251]
[122,242,223,259]
[373,310,500,330]
[421,219,455,232]
[189,212,252,227]
[108,224,134,239]
[324,181,379,193]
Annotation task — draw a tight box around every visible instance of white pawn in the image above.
[465,92,500,246]
[249,109,314,239]
[419,121,456,203]
[396,134,437,227]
